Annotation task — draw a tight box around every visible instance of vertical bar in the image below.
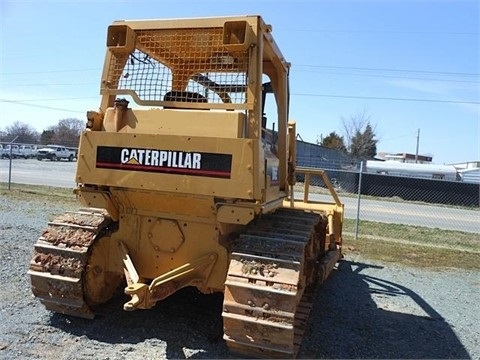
[289,185,294,208]
[303,172,310,203]
[354,161,364,240]
[8,149,13,190]
[7,136,18,191]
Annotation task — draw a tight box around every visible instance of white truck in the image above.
[36,145,76,161]
[1,144,21,159]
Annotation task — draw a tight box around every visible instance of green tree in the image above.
[40,129,55,145]
[350,123,377,158]
[341,110,378,159]
[320,131,347,152]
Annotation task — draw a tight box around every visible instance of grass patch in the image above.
[342,219,480,270]
[0,182,78,207]
[343,237,480,271]
[343,218,479,252]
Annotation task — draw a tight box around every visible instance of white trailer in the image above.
[365,160,459,181]
[458,168,480,184]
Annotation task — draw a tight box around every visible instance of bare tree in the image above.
[3,121,40,143]
[0,129,7,142]
[341,109,369,151]
[341,109,378,159]
[49,118,84,147]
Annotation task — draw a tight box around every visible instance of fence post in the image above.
[7,136,19,191]
[354,161,364,240]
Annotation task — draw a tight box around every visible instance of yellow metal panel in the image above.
[77,131,258,200]
[217,205,255,225]
[103,108,245,138]
[139,217,184,253]
[77,189,119,221]
[112,15,261,32]
[111,189,215,220]
[111,214,228,291]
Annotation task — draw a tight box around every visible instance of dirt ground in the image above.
[0,194,479,359]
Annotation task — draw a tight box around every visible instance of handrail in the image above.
[295,167,342,207]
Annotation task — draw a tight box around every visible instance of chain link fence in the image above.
[2,155,479,252]
[297,167,480,252]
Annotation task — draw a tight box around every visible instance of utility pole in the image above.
[415,128,420,163]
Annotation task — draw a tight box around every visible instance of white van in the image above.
[19,145,35,159]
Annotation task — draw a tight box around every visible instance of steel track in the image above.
[28,209,111,319]
[222,207,339,358]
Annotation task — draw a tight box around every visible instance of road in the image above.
[1,159,479,233]
[0,158,77,188]
[305,193,479,234]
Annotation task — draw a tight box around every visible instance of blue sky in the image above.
[1,0,478,164]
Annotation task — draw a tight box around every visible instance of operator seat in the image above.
[163,91,207,108]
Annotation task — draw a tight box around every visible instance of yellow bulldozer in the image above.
[28,15,344,358]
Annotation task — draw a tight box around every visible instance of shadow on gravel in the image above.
[48,259,470,359]
[50,287,234,359]
[300,259,470,359]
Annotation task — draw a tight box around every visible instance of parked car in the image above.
[1,144,21,159]
[36,145,76,161]
[19,145,36,159]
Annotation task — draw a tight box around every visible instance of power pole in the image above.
[415,128,420,163]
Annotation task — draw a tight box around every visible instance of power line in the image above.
[2,83,97,87]
[0,96,97,102]
[3,70,477,88]
[2,64,478,78]
[381,131,419,141]
[294,69,479,83]
[0,99,86,113]
[295,64,479,77]
[2,91,478,111]
[292,93,480,105]
[282,29,478,36]
[0,68,101,76]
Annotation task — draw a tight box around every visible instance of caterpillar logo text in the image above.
[120,148,201,169]
[96,146,232,178]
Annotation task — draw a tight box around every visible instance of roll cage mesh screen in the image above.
[106,28,249,105]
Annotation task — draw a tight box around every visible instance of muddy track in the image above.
[28,209,112,319]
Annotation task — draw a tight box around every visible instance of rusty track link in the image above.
[28,209,111,319]
[222,208,339,358]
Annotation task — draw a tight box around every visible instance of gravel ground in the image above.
[0,194,479,359]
